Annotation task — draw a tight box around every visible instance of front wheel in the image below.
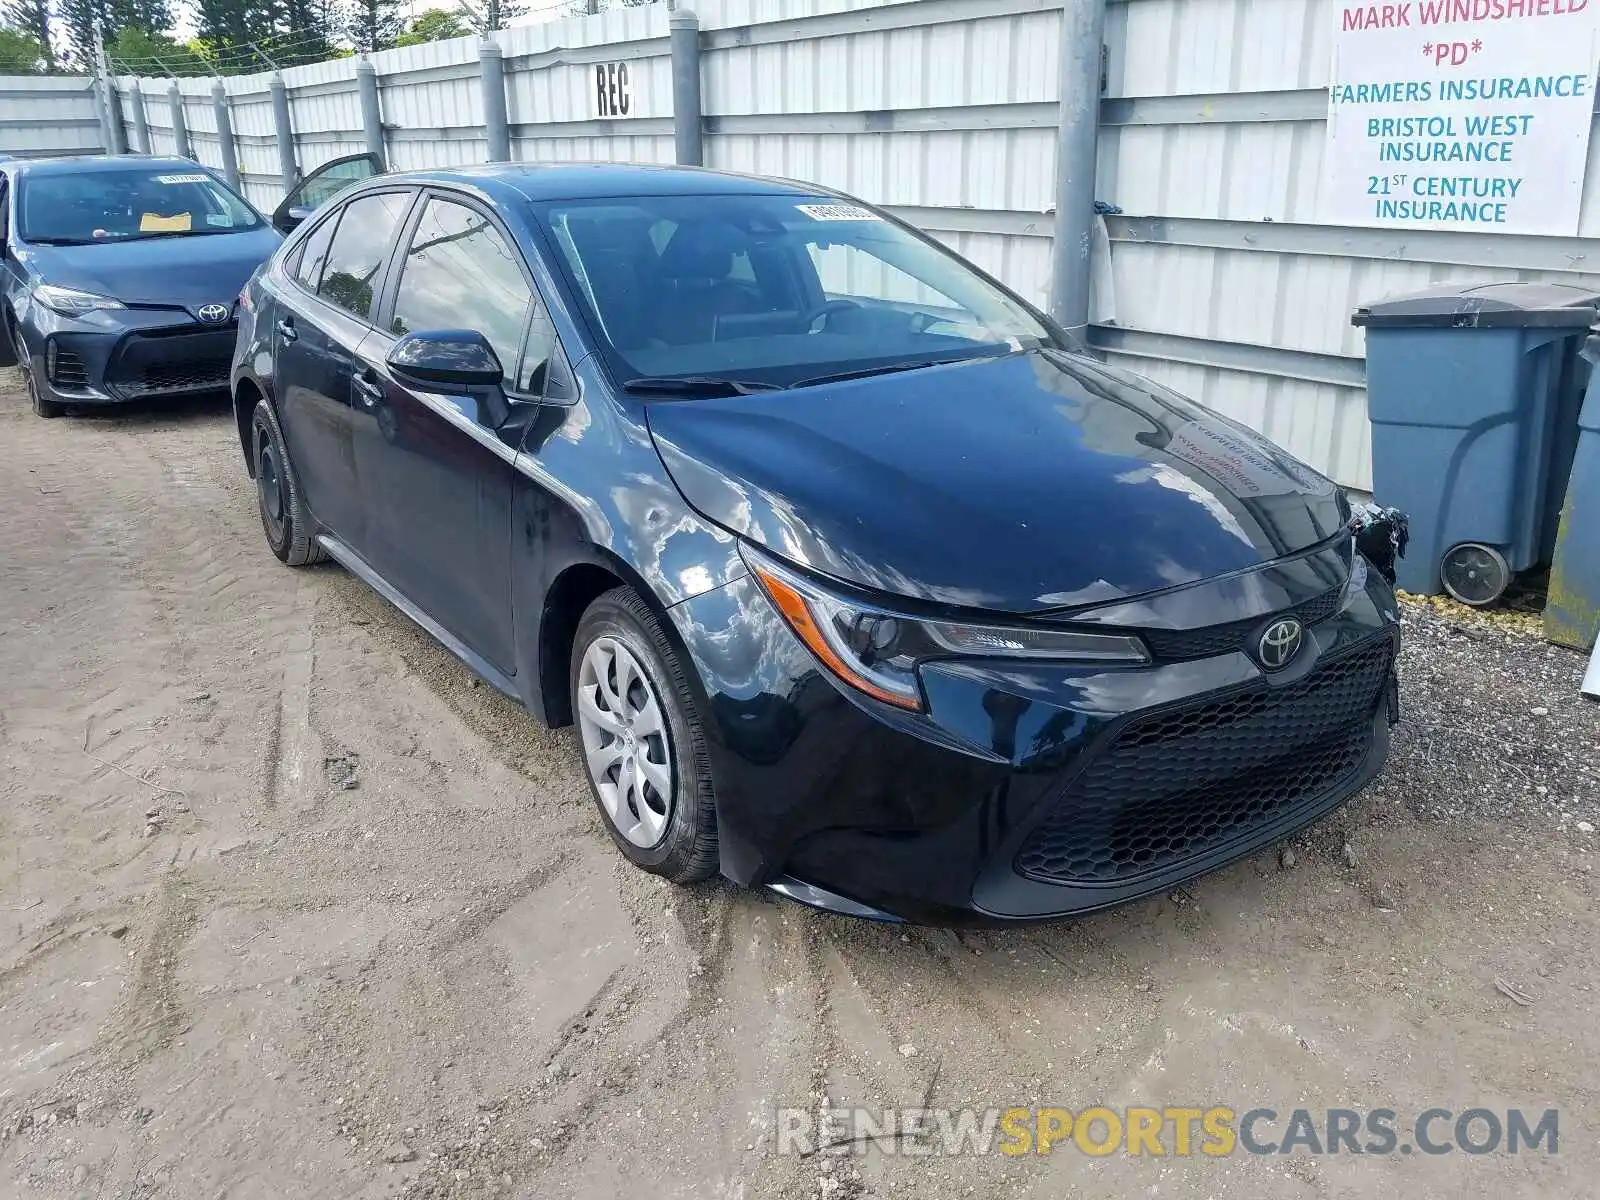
[9,318,60,418]
[251,398,325,566]
[571,586,719,883]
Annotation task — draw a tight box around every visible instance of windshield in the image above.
[537,193,1057,390]
[19,167,262,245]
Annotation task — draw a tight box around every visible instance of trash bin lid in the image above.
[1352,282,1600,329]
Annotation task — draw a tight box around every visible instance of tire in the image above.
[9,317,61,418]
[251,397,326,566]
[571,586,719,884]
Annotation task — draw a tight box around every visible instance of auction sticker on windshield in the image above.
[795,203,882,221]
[155,173,212,185]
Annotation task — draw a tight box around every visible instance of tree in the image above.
[396,7,470,46]
[458,0,524,36]
[1,0,53,71]
[0,25,45,71]
[108,24,210,75]
[277,0,337,67]
[111,0,170,35]
[192,0,278,73]
[343,0,402,53]
[57,0,114,71]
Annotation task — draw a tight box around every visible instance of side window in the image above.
[317,191,410,320]
[390,197,534,390]
[293,212,340,291]
[293,155,382,212]
[517,307,576,401]
[0,179,9,245]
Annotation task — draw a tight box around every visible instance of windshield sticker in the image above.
[154,173,210,185]
[204,213,233,227]
[795,203,882,222]
[140,211,193,233]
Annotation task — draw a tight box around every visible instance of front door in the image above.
[350,194,538,677]
[272,189,413,552]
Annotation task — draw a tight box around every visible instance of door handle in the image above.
[352,372,383,407]
[276,317,297,341]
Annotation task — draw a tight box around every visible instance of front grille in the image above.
[1015,636,1394,886]
[1141,586,1345,662]
[106,324,235,399]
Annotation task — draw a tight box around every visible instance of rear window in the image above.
[18,167,261,245]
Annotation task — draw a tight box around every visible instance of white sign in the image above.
[589,61,637,120]
[1321,0,1600,236]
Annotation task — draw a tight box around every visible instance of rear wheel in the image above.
[251,398,325,566]
[571,586,718,883]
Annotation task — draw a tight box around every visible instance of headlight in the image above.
[741,545,1149,712]
[33,284,125,317]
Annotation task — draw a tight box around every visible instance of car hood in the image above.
[18,226,281,311]
[646,349,1349,613]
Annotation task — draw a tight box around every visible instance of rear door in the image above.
[348,192,543,676]
[272,188,414,552]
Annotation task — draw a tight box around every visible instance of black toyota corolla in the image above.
[231,163,1400,924]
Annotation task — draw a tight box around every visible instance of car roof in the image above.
[381,162,837,204]
[6,154,215,178]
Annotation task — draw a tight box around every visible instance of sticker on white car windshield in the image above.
[795,203,882,222]
[154,173,210,185]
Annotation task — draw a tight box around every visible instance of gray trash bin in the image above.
[1353,282,1600,604]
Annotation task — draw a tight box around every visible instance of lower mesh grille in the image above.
[1015,637,1394,885]
[106,325,235,399]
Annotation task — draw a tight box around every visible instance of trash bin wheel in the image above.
[1441,542,1511,607]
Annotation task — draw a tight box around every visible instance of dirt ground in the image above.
[2,377,1598,1200]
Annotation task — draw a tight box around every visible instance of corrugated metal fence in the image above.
[9,0,1600,488]
[0,75,104,158]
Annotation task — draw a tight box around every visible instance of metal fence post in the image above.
[270,73,298,192]
[479,38,511,163]
[103,81,128,154]
[129,80,151,154]
[669,8,703,167]
[1048,0,1107,341]
[168,82,193,158]
[356,57,385,166]
[212,79,241,189]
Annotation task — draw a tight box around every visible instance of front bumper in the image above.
[666,544,1401,925]
[18,303,236,407]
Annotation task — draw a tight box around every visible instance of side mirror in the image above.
[387,330,504,389]
[272,204,313,235]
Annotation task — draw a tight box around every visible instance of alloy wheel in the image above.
[576,636,674,848]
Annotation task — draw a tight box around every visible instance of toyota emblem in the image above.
[1256,618,1304,671]
[197,303,230,324]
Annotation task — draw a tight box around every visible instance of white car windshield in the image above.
[20,167,262,246]
[537,193,1056,390]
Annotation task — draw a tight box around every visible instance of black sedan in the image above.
[0,153,377,417]
[230,163,1400,924]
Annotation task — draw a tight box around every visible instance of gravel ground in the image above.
[1,382,1597,1200]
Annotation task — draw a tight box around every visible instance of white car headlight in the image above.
[741,544,1149,711]
[33,284,125,317]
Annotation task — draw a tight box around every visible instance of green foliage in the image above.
[1,0,52,71]
[0,24,44,72]
[395,7,471,47]
[108,25,210,75]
